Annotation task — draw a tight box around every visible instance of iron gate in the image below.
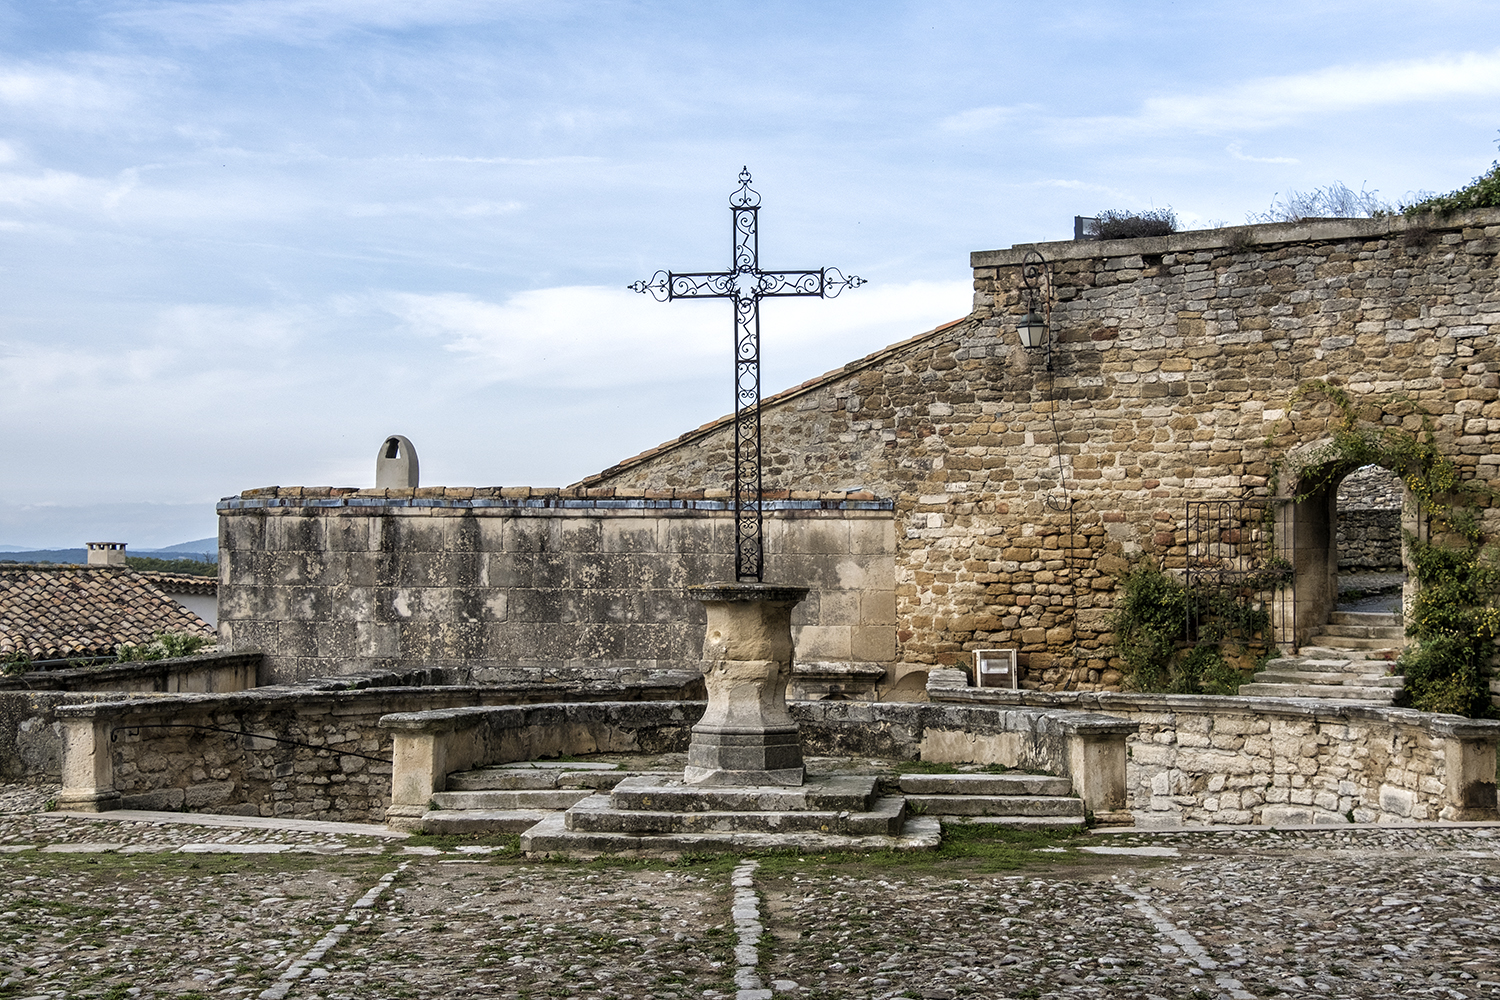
[1184,498,1296,652]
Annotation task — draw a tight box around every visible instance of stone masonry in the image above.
[582,209,1500,691]
[217,491,895,686]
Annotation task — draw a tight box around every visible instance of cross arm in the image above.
[758,267,866,298]
[628,270,734,301]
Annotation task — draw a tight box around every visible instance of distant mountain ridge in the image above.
[0,537,217,565]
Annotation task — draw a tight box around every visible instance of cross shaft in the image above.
[631,168,863,582]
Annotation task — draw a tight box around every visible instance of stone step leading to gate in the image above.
[1237,682,1399,702]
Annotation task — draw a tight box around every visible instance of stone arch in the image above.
[1275,443,1415,650]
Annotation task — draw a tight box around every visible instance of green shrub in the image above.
[1396,535,1500,717]
[1402,160,1500,216]
[116,631,212,662]
[1111,562,1267,694]
[126,555,217,577]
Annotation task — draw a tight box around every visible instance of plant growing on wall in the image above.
[1085,208,1178,240]
[1111,561,1270,695]
[116,631,212,662]
[1271,379,1499,718]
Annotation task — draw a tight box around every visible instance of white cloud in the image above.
[109,0,540,44]
[384,279,972,392]
[1227,142,1298,165]
[937,105,1029,133]
[1127,49,1500,133]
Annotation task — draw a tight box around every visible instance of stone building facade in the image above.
[580,210,1500,690]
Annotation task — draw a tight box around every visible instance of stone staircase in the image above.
[418,762,643,834]
[417,761,1091,845]
[1238,611,1405,703]
[900,773,1085,829]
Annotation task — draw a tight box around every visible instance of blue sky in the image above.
[2,0,1499,547]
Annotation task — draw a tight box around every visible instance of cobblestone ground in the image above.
[2,783,1498,1000]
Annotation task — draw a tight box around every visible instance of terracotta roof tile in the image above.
[0,564,215,660]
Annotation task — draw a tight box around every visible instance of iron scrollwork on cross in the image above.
[629,168,865,582]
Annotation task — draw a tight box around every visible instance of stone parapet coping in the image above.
[217,486,893,512]
[931,686,1500,739]
[53,671,705,721]
[971,206,1500,268]
[0,651,259,693]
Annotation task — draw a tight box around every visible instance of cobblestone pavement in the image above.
[3,783,1498,1000]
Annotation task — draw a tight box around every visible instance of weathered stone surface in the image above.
[685,584,809,786]
[217,500,896,686]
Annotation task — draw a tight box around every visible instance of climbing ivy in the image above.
[1271,379,1498,717]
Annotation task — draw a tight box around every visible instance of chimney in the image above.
[86,542,127,566]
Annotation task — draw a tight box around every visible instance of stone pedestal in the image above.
[684,583,809,786]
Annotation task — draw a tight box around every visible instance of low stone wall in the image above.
[0,651,260,694]
[930,685,1500,825]
[379,699,1137,827]
[0,652,263,784]
[1336,509,1402,571]
[51,670,704,822]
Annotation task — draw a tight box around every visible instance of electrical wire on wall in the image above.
[1024,251,1081,668]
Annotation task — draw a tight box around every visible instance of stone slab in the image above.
[566,792,906,836]
[430,789,594,811]
[906,793,1084,818]
[609,773,879,813]
[898,773,1073,797]
[49,810,408,838]
[522,812,941,855]
[417,809,554,834]
[941,815,1087,830]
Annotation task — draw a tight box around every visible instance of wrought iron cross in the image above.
[630,168,864,582]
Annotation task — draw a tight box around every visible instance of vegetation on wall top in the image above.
[1086,208,1178,240]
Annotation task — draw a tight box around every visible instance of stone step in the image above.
[1253,670,1403,688]
[1237,682,1399,702]
[431,789,595,811]
[1316,624,1405,640]
[564,792,908,836]
[906,794,1085,819]
[520,812,943,856]
[1304,635,1402,651]
[1329,611,1401,627]
[1291,646,1394,663]
[944,815,1089,831]
[898,773,1073,797]
[416,809,552,834]
[446,766,636,791]
[608,774,878,813]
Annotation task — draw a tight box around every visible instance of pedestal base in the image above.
[683,726,804,786]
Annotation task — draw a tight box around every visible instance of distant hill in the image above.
[0,537,217,566]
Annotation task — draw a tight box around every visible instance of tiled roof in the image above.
[139,571,219,596]
[0,564,215,661]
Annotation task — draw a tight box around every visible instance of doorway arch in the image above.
[1275,455,1415,651]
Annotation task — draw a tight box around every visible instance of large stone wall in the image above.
[582,209,1500,689]
[218,491,896,686]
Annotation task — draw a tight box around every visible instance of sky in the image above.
[2,0,1499,548]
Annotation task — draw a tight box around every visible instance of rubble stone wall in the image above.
[1337,509,1403,570]
[584,210,1500,690]
[217,492,896,686]
[931,686,1499,824]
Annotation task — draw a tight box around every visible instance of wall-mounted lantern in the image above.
[1017,250,1053,370]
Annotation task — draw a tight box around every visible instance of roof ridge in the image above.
[570,314,971,488]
